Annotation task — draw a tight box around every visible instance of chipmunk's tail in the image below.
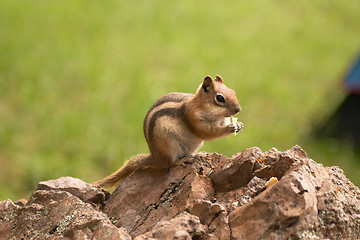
[94,154,152,188]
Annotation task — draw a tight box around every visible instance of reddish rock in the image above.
[104,164,215,237]
[216,176,267,212]
[0,180,130,239]
[134,211,207,240]
[253,146,307,179]
[37,176,110,210]
[1,146,360,239]
[228,147,360,240]
[315,166,360,239]
[229,158,325,239]
[0,199,17,239]
[209,148,257,192]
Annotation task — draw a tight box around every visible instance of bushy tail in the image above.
[94,154,152,188]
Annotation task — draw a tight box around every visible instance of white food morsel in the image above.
[224,117,239,135]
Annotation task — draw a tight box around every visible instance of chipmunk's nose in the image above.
[234,105,241,114]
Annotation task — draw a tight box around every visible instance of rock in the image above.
[134,211,207,240]
[216,176,267,212]
[1,145,360,239]
[0,179,130,240]
[0,199,17,239]
[37,176,110,210]
[228,147,360,240]
[104,164,215,237]
[229,158,326,239]
[188,199,231,239]
[252,146,305,179]
[209,148,257,192]
[314,166,360,239]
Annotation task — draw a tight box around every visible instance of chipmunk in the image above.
[94,75,243,187]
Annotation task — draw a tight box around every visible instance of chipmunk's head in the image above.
[196,75,241,118]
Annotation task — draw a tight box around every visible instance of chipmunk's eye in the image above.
[216,94,225,103]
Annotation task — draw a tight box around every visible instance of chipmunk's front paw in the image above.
[227,124,237,133]
[227,121,244,135]
[236,121,244,133]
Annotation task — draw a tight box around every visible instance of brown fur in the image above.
[94,75,241,188]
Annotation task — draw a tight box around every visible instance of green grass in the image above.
[1,1,360,200]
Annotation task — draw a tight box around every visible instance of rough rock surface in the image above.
[0,177,130,240]
[1,145,360,239]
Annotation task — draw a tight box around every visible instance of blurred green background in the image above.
[1,1,360,200]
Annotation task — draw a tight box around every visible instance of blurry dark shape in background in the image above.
[316,52,360,147]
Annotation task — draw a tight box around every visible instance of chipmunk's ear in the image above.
[215,75,224,83]
[202,76,213,93]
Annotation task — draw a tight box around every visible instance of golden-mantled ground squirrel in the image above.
[95,75,243,187]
